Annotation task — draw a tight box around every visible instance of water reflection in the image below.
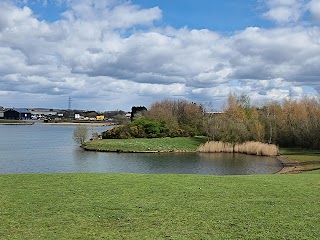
[0,124,283,175]
[198,153,281,175]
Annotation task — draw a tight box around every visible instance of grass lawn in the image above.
[280,148,320,172]
[83,136,207,152]
[1,173,319,239]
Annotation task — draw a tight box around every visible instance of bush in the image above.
[101,115,203,140]
[102,126,131,139]
[102,117,168,139]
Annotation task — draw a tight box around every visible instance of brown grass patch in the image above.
[197,141,279,156]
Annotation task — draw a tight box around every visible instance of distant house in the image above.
[0,110,4,119]
[75,113,81,120]
[30,109,57,119]
[4,108,31,120]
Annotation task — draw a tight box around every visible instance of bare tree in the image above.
[73,126,88,145]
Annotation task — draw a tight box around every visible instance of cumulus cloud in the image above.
[0,0,319,110]
[308,0,320,20]
[262,0,306,24]
[262,0,320,24]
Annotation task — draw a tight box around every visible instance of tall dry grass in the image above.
[197,141,279,156]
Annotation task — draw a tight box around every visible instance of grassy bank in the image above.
[0,120,32,125]
[280,148,320,172]
[0,173,319,239]
[83,136,207,152]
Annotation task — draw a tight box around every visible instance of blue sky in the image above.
[0,0,319,111]
[132,0,271,31]
[29,0,271,31]
[26,1,67,22]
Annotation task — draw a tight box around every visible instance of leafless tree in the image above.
[73,126,88,145]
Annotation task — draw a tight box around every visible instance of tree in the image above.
[219,114,249,152]
[73,126,88,145]
[261,101,281,144]
[146,100,179,133]
[211,94,266,151]
[146,99,205,136]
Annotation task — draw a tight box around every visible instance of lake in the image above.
[0,124,283,175]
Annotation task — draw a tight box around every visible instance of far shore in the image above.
[42,122,113,127]
[0,119,115,127]
[0,120,34,125]
[0,122,34,125]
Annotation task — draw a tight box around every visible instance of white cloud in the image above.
[262,0,320,24]
[262,0,306,24]
[0,0,319,110]
[0,2,32,30]
[61,0,162,28]
[308,0,320,20]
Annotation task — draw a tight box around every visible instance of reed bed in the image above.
[197,141,279,156]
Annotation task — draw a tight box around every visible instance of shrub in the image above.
[102,117,168,139]
[102,125,131,139]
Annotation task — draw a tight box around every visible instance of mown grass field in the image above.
[1,173,319,239]
[83,137,207,152]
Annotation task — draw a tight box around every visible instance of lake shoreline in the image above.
[82,147,195,154]
[276,155,320,174]
[0,122,34,125]
[0,119,113,127]
[43,122,111,127]
[0,124,282,175]
[83,139,320,174]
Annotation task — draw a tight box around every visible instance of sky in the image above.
[0,0,320,111]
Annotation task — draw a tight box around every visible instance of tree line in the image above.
[102,95,320,150]
[103,100,204,139]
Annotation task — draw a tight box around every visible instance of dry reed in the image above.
[197,141,279,156]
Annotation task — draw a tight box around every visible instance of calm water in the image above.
[0,124,282,175]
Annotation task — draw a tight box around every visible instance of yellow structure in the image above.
[96,115,105,120]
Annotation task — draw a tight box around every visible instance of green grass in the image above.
[280,148,320,162]
[280,148,320,172]
[0,173,319,239]
[83,136,207,152]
